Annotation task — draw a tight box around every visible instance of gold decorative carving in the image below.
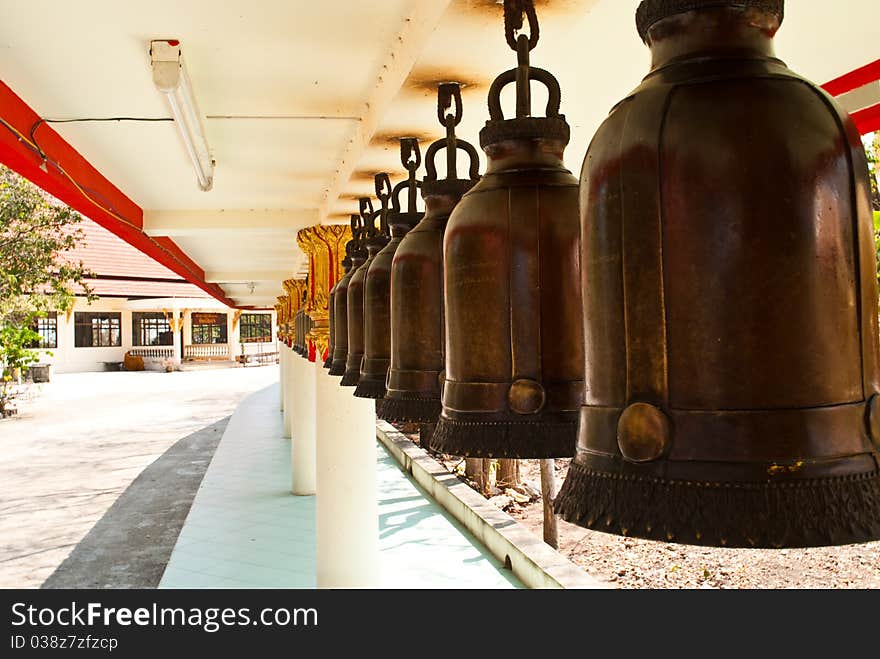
[296,224,351,361]
[232,309,243,331]
[276,295,289,338]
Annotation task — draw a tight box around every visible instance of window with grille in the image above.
[240,313,272,343]
[74,312,121,347]
[191,313,227,344]
[132,312,173,347]
[29,312,57,349]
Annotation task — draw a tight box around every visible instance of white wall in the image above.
[31,300,278,374]
[34,298,129,374]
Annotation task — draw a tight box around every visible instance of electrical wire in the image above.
[0,114,223,297]
[29,117,172,159]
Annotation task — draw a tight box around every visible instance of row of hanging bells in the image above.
[313,0,880,548]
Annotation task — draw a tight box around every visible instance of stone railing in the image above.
[183,344,229,360]
[129,346,174,359]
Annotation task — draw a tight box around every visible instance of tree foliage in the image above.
[866,134,880,288]
[0,164,94,325]
[866,132,880,212]
[1,165,94,414]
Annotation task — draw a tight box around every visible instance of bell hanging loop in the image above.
[503,0,539,51]
[437,82,463,128]
[482,4,566,150]
[391,139,423,218]
[374,173,392,237]
[359,196,375,237]
[424,84,480,188]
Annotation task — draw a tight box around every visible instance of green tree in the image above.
[0,325,42,416]
[0,165,94,414]
[866,132,880,212]
[866,134,880,288]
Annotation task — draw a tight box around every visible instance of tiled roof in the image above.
[59,218,211,299]
[76,277,208,298]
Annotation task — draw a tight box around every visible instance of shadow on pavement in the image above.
[41,416,230,589]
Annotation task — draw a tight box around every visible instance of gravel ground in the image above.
[420,443,880,589]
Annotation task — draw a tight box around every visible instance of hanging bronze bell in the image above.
[380,84,481,423]
[325,247,353,369]
[341,196,388,387]
[431,29,584,458]
[355,144,425,399]
[294,308,302,356]
[297,287,310,358]
[323,283,335,369]
[555,0,880,548]
[329,215,364,376]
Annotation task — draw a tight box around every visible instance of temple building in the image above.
[30,217,277,373]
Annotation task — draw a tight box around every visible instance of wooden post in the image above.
[465,458,490,495]
[540,459,558,549]
[498,459,520,489]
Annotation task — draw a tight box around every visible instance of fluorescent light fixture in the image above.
[150,39,215,191]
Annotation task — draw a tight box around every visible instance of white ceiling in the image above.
[1,0,878,306]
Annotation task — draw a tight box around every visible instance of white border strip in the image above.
[376,421,608,589]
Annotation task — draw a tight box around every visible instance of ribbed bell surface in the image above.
[355,144,424,399]
[430,32,584,459]
[555,0,880,548]
[341,197,388,387]
[328,215,364,377]
[380,84,481,424]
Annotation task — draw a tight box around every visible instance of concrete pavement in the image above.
[0,367,276,588]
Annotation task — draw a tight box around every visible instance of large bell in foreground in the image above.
[431,34,583,458]
[355,144,424,399]
[380,84,480,423]
[555,0,880,547]
[341,196,388,387]
[325,247,353,369]
[328,215,364,377]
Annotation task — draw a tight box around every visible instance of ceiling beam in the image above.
[205,270,292,283]
[316,0,453,224]
[230,296,282,305]
[143,209,319,236]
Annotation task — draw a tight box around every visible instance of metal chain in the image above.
[437,82,463,127]
[504,0,539,51]
[399,138,421,215]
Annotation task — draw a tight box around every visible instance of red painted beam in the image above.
[852,104,880,136]
[0,81,236,307]
[823,58,880,97]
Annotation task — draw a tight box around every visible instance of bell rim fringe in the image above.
[328,361,346,376]
[322,357,332,369]
[353,378,387,399]
[430,415,576,459]
[554,460,880,548]
[339,369,361,387]
[377,396,442,423]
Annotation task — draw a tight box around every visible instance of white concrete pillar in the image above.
[279,344,287,411]
[283,346,296,439]
[315,374,378,588]
[290,359,317,495]
[226,312,237,361]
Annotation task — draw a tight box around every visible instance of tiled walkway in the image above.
[159,383,521,589]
